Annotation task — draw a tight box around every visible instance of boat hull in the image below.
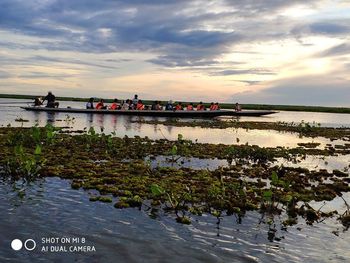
[21,107,277,118]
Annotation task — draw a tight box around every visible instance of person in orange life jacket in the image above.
[209,102,215,110]
[136,100,145,110]
[175,102,183,110]
[197,101,205,111]
[96,99,107,110]
[186,103,194,110]
[109,99,120,110]
[210,102,219,111]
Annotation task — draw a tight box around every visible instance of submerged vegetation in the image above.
[0,125,349,231]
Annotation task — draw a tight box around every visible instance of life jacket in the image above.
[175,104,183,110]
[211,105,218,111]
[96,102,104,109]
[110,103,119,110]
[209,104,214,110]
[187,105,193,111]
[197,104,204,111]
[136,103,144,110]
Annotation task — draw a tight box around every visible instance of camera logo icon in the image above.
[11,239,36,251]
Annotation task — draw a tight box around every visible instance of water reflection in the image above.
[0,177,349,263]
[0,99,349,148]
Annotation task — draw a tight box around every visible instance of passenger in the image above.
[175,102,183,111]
[136,100,145,110]
[43,91,59,108]
[156,101,163,110]
[186,103,194,111]
[110,99,120,110]
[96,99,107,110]
[34,97,43,106]
[196,101,205,111]
[132,94,139,106]
[235,102,242,112]
[151,101,162,110]
[165,100,174,111]
[121,99,130,110]
[209,102,215,111]
[86,97,94,109]
[210,102,219,111]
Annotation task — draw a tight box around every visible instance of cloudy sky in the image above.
[0,0,349,106]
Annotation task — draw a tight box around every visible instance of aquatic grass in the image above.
[1,126,349,230]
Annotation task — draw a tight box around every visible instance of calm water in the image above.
[0,177,349,263]
[1,99,349,148]
[1,98,350,262]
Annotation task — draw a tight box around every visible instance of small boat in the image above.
[21,106,277,118]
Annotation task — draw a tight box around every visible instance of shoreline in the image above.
[1,93,349,114]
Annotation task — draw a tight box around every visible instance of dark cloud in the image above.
[17,72,74,80]
[210,69,275,76]
[0,0,328,62]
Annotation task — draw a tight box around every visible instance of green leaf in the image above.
[171,145,178,155]
[284,194,293,203]
[263,190,273,201]
[271,171,278,185]
[150,184,164,196]
[34,144,42,155]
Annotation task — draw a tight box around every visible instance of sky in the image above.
[0,0,349,106]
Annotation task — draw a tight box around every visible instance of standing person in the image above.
[132,94,139,106]
[109,99,120,110]
[235,103,241,112]
[86,97,94,109]
[96,99,107,109]
[165,100,173,111]
[43,91,59,108]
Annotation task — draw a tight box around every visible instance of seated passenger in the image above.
[136,100,145,110]
[210,102,219,111]
[209,102,215,111]
[86,97,94,109]
[110,99,120,110]
[235,103,242,112]
[151,101,162,110]
[186,103,194,111]
[165,100,173,111]
[121,99,130,110]
[175,102,183,111]
[34,97,43,107]
[196,102,205,111]
[96,99,107,110]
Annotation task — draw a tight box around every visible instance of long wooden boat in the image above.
[21,106,277,118]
